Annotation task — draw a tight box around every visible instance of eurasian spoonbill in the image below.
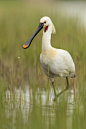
[23,16,76,99]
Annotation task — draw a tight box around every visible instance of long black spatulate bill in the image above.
[23,23,44,49]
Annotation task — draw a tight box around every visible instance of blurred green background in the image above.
[0,1,86,129]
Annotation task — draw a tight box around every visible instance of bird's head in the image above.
[40,16,56,34]
[23,16,56,49]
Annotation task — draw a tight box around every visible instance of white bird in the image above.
[23,16,76,99]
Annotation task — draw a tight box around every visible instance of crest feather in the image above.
[52,23,56,34]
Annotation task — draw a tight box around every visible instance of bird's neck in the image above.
[42,31,52,50]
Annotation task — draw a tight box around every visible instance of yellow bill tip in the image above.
[23,44,28,49]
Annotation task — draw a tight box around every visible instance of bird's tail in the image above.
[69,73,76,78]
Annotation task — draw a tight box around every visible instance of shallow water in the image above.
[1,84,85,129]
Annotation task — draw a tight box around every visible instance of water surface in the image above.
[2,84,85,129]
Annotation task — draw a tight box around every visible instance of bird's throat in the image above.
[44,26,48,32]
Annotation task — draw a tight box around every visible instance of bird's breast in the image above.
[40,48,57,65]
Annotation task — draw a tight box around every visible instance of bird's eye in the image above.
[44,21,46,23]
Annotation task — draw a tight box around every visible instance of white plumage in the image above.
[40,16,75,81]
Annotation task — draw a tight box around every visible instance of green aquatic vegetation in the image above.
[0,1,85,89]
[0,1,86,129]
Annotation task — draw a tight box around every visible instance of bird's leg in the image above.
[66,77,70,90]
[56,77,69,98]
[52,77,70,99]
[52,82,57,98]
